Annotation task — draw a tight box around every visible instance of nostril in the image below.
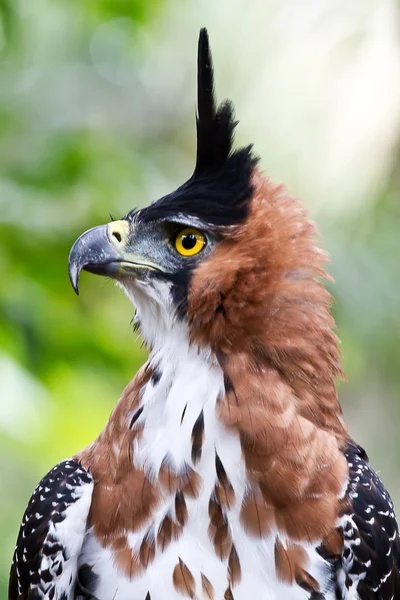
[112,231,122,243]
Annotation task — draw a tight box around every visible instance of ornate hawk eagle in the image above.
[9,28,400,600]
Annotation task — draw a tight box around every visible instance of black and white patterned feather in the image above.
[334,443,400,599]
[9,459,93,600]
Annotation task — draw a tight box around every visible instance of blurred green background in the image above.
[0,0,399,593]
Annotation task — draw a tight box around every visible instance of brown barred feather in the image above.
[172,522,184,541]
[240,487,275,537]
[172,558,196,598]
[228,544,241,586]
[274,538,308,584]
[159,457,181,494]
[321,526,344,558]
[213,517,232,560]
[139,528,156,567]
[191,410,205,464]
[295,568,321,594]
[157,513,173,552]
[201,573,215,600]
[175,491,188,526]
[159,461,201,499]
[111,544,141,580]
[181,467,202,499]
[208,495,222,522]
[215,454,235,509]
[224,585,234,600]
[215,483,235,511]
[208,496,225,538]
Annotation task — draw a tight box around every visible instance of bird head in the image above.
[69,28,339,374]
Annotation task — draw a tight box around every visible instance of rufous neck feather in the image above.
[187,169,347,439]
[184,170,349,542]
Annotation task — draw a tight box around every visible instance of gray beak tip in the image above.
[68,260,80,295]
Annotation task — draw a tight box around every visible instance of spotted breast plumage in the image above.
[9,28,400,600]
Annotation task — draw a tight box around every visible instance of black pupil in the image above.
[182,233,197,250]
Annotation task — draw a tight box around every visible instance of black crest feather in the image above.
[133,28,258,228]
[195,28,237,175]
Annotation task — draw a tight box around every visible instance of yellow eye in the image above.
[174,228,206,257]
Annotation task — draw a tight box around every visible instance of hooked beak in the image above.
[68,220,160,294]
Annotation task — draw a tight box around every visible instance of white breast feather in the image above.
[79,278,341,600]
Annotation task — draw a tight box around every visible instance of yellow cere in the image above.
[175,227,206,257]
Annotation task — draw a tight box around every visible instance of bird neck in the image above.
[80,329,349,548]
[184,170,347,440]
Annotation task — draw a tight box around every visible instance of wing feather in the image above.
[340,443,400,599]
[9,458,93,600]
